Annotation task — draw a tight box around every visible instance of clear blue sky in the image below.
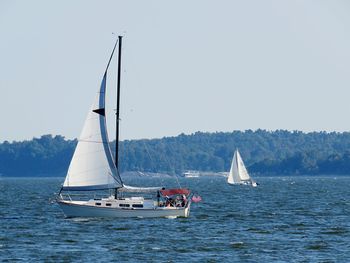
[1,0,350,142]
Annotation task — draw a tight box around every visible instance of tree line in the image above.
[2,130,350,176]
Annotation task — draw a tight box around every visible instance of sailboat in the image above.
[57,36,192,218]
[227,149,258,187]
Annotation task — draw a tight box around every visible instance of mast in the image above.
[114,36,123,198]
[115,36,122,170]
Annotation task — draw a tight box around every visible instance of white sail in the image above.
[236,150,250,181]
[63,74,122,190]
[228,151,239,184]
[227,149,252,184]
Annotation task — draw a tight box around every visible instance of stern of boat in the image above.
[184,199,191,218]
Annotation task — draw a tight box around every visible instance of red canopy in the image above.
[160,188,190,196]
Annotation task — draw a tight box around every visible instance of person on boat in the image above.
[157,190,161,206]
[181,194,187,207]
[175,196,182,207]
[166,197,173,207]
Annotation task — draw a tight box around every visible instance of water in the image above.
[1,176,350,262]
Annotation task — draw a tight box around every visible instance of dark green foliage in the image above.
[0,135,76,176]
[2,130,350,176]
[119,130,350,175]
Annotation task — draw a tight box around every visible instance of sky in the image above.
[1,0,350,142]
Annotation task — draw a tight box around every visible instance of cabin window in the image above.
[119,204,130,207]
[106,203,112,207]
[95,202,101,206]
[132,204,143,208]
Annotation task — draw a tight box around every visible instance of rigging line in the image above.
[158,140,182,188]
[109,170,122,186]
[111,115,123,185]
[112,135,123,186]
[142,140,157,172]
[173,167,182,188]
[118,120,123,173]
[104,38,119,74]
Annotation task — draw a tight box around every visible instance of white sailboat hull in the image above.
[58,200,191,218]
[228,181,258,187]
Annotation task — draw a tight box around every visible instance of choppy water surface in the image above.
[1,176,350,262]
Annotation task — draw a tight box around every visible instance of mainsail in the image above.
[63,69,122,191]
[227,149,251,184]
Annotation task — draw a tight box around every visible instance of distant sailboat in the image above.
[227,149,257,187]
[57,36,192,218]
[182,170,200,178]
